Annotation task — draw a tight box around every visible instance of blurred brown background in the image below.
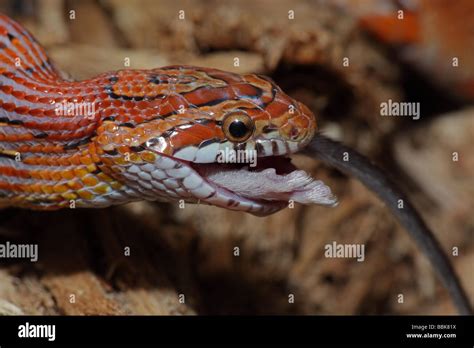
[0,0,472,315]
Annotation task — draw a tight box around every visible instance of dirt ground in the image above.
[0,0,472,315]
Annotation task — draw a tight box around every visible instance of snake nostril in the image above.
[280,122,305,141]
[289,126,300,140]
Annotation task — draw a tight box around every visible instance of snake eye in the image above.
[222,112,255,143]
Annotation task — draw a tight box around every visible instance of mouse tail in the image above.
[304,134,472,315]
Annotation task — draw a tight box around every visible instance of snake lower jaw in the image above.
[186,155,338,216]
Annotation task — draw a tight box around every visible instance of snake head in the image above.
[96,66,336,215]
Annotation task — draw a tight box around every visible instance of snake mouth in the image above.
[187,155,338,216]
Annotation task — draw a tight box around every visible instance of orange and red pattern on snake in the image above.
[0,13,336,216]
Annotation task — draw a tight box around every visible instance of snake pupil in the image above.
[228,120,248,139]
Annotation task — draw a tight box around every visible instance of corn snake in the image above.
[0,13,336,215]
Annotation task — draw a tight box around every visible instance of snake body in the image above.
[0,14,337,215]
